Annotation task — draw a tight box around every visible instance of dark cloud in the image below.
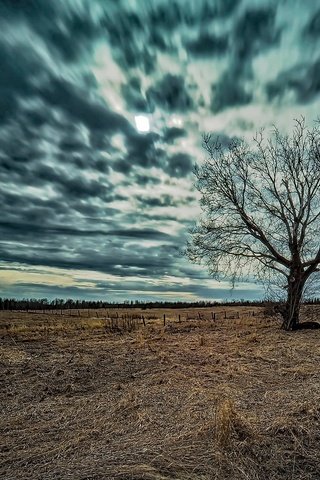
[148,28,173,52]
[233,7,279,62]
[166,153,193,178]
[0,39,41,124]
[209,6,280,113]
[138,195,177,208]
[162,127,187,144]
[114,41,156,75]
[114,131,162,173]
[5,283,104,299]
[135,174,162,186]
[148,0,240,32]
[266,59,320,103]
[42,9,98,62]
[37,164,108,199]
[121,77,150,112]
[103,0,241,70]
[199,0,241,20]
[1,129,43,164]
[0,0,57,21]
[185,32,228,57]
[59,135,89,153]
[0,239,179,279]
[148,2,181,31]
[0,142,111,203]
[23,104,57,129]
[40,76,133,134]
[107,229,172,240]
[304,10,320,37]
[147,74,194,112]
[138,194,196,209]
[89,131,112,152]
[126,211,179,223]
[112,158,132,175]
[200,0,240,20]
[0,220,172,243]
[103,9,156,74]
[211,73,252,113]
[0,0,98,62]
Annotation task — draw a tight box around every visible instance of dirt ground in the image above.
[1,306,320,480]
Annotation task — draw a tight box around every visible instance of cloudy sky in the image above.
[0,0,319,302]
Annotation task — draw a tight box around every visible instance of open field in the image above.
[1,306,320,479]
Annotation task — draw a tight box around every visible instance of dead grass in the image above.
[1,306,320,479]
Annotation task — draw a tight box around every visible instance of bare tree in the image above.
[187,118,320,330]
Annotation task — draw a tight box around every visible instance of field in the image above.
[1,306,320,480]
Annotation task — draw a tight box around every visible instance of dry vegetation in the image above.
[1,306,320,479]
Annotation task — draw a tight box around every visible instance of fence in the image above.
[102,309,262,332]
[9,307,264,333]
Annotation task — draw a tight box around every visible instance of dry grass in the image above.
[1,306,320,479]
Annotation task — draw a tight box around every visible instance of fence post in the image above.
[178,314,181,323]
[142,315,146,327]
[224,311,227,319]
[163,314,166,326]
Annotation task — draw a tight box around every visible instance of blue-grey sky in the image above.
[0,0,319,301]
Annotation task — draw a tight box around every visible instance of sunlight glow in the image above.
[135,115,150,132]
[170,116,183,127]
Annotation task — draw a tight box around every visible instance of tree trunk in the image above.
[281,274,304,331]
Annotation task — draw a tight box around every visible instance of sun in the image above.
[135,115,150,132]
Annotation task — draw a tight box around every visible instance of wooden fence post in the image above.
[163,314,166,326]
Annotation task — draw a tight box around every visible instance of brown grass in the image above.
[1,306,320,479]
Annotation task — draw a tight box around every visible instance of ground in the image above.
[1,306,320,480]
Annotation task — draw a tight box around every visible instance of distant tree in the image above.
[187,118,320,330]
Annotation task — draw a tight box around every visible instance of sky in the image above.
[0,0,319,302]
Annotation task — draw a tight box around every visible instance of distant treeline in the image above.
[0,297,264,311]
[1,297,320,311]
